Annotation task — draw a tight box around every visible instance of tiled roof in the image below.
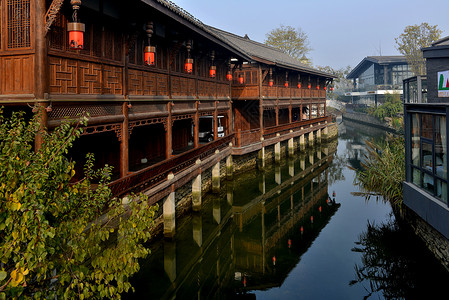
[207,27,335,78]
[432,36,449,46]
[347,56,407,79]
[147,0,334,78]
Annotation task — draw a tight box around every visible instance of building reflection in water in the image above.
[126,141,339,299]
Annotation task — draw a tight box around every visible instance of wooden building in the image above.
[209,27,335,157]
[1,0,336,235]
[0,0,250,186]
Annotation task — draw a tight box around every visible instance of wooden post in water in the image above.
[192,159,202,211]
[288,130,294,157]
[212,150,220,193]
[226,152,233,180]
[317,124,322,144]
[299,132,306,151]
[309,126,314,147]
[163,173,176,238]
[258,145,266,169]
[275,133,281,163]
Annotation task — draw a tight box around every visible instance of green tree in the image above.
[0,108,158,299]
[265,25,312,65]
[395,23,442,75]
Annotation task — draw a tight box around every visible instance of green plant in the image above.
[370,93,402,122]
[0,108,157,299]
[354,136,405,207]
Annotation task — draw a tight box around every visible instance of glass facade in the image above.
[408,112,447,204]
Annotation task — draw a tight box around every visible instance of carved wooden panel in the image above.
[1,55,34,94]
[157,73,169,96]
[78,61,102,94]
[48,104,122,120]
[103,65,123,95]
[217,83,229,98]
[128,69,143,95]
[142,72,157,96]
[49,56,77,94]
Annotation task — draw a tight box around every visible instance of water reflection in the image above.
[125,142,339,299]
[351,218,449,299]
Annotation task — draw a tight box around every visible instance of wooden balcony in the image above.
[232,84,326,101]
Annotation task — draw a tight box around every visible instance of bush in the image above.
[354,136,405,207]
[0,108,157,299]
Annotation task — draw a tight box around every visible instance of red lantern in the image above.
[185,58,193,73]
[226,71,233,81]
[324,86,327,91]
[316,85,320,90]
[284,81,289,88]
[144,46,156,66]
[297,83,301,89]
[310,216,314,223]
[331,87,334,91]
[272,256,276,266]
[209,66,216,78]
[67,22,85,50]
[308,84,311,89]
[239,74,244,84]
[269,79,274,87]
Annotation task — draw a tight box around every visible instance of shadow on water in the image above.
[124,119,449,299]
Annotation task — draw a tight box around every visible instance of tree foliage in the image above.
[0,108,158,299]
[395,22,442,76]
[265,25,312,65]
[369,93,402,121]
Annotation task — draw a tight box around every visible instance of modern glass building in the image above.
[403,36,449,239]
[346,56,413,107]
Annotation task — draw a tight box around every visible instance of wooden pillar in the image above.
[275,106,279,126]
[317,124,322,144]
[212,151,220,193]
[288,132,294,157]
[214,101,218,140]
[226,154,233,180]
[194,101,199,148]
[309,126,314,147]
[275,133,281,163]
[309,104,312,119]
[164,174,176,237]
[120,102,129,177]
[34,0,48,152]
[289,104,292,124]
[192,160,202,211]
[299,133,306,151]
[258,146,266,169]
[166,102,173,159]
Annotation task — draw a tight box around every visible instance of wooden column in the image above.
[213,101,218,140]
[120,102,129,177]
[166,102,173,159]
[194,101,199,148]
[259,66,264,137]
[34,0,48,151]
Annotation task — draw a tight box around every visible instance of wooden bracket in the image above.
[44,0,66,34]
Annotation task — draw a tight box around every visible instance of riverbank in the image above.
[342,111,398,133]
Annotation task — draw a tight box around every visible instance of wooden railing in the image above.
[236,129,261,147]
[109,134,234,198]
[263,116,330,140]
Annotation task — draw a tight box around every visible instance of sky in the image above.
[171,0,449,70]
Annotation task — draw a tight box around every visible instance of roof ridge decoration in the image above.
[155,0,206,29]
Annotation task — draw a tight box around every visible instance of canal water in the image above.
[125,119,449,299]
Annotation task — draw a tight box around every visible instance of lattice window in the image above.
[7,0,31,49]
[49,12,68,51]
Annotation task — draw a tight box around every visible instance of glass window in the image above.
[435,116,447,180]
[411,113,420,166]
[412,167,421,186]
[422,142,433,170]
[421,114,433,139]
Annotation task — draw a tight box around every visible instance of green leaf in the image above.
[0,271,7,281]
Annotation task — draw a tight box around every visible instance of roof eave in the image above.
[141,0,252,61]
